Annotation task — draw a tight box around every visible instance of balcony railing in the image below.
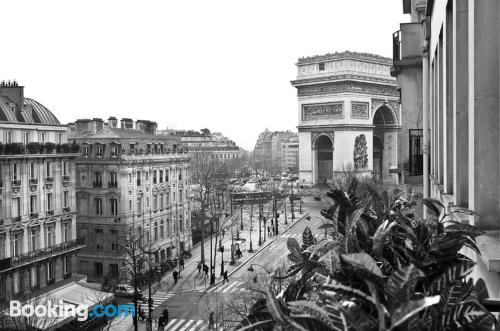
[30,212,39,219]
[45,177,54,183]
[11,179,21,186]
[108,182,118,188]
[62,175,70,182]
[46,210,54,216]
[93,181,102,188]
[29,178,38,185]
[63,207,70,213]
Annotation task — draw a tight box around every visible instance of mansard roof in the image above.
[0,97,61,125]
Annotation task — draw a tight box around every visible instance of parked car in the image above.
[114,284,144,300]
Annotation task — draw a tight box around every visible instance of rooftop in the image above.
[297,50,392,65]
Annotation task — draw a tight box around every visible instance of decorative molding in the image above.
[296,81,398,98]
[302,102,344,121]
[371,98,400,118]
[292,73,395,87]
[353,134,368,169]
[311,132,334,148]
[351,102,369,119]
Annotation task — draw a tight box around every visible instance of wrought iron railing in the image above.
[93,181,102,188]
[108,182,118,188]
[29,178,38,185]
[45,177,54,183]
[11,179,21,186]
[0,238,85,272]
[62,175,70,181]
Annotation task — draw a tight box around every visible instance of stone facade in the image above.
[71,118,192,283]
[0,81,83,303]
[291,52,400,185]
[395,0,500,297]
[253,130,298,172]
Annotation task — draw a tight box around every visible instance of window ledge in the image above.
[476,231,500,272]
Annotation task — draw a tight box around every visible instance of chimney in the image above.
[0,80,24,121]
[135,120,157,135]
[93,118,104,131]
[120,118,134,129]
[75,118,104,134]
[108,116,118,128]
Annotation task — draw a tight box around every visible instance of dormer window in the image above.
[318,62,325,71]
[9,104,15,112]
[111,145,118,158]
[96,145,103,158]
[82,146,90,158]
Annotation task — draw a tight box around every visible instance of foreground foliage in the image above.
[238,177,496,330]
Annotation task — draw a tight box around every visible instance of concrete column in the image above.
[23,227,28,254]
[423,41,430,218]
[453,0,469,207]
[444,5,454,194]
[468,0,499,228]
[55,218,61,244]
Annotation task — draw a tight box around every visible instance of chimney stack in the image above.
[0,80,24,120]
[120,118,134,129]
[108,116,118,128]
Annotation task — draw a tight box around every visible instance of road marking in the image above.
[178,319,196,331]
[221,280,240,293]
[168,318,186,331]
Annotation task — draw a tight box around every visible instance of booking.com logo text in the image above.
[10,300,135,321]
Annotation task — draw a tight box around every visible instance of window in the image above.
[30,229,39,251]
[173,192,176,201]
[12,233,22,256]
[110,171,118,186]
[46,162,52,178]
[63,191,69,208]
[160,220,164,239]
[111,145,118,158]
[94,198,103,215]
[46,193,53,211]
[6,131,12,144]
[96,244,103,250]
[154,222,158,241]
[95,228,103,234]
[93,171,102,187]
[63,222,70,242]
[153,195,158,211]
[160,194,164,209]
[136,197,142,212]
[62,161,68,176]
[178,170,182,181]
[128,173,132,183]
[30,163,36,179]
[166,170,169,182]
[30,195,37,213]
[136,171,141,186]
[159,170,163,183]
[111,242,118,250]
[96,145,103,158]
[12,197,20,218]
[145,171,149,181]
[40,132,45,144]
[57,133,62,144]
[318,62,325,71]
[153,170,157,184]
[146,197,150,208]
[94,263,103,277]
[109,264,118,277]
[110,198,118,215]
[12,163,19,181]
[48,260,55,281]
[128,200,132,211]
[167,219,171,237]
[82,146,90,158]
[179,190,183,203]
[46,225,55,247]
[24,132,29,145]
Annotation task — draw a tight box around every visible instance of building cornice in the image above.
[291,74,396,87]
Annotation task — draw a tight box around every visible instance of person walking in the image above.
[203,264,209,278]
[197,262,202,274]
[210,272,216,286]
[173,270,179,284]
[179,257,184,271]
[223,270,229,284]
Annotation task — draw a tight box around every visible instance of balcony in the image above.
[0,238,86,273]
[45,177,54,183]
[30,212,39,219]
[29,178,38,185]
[12,216,21,222]
[11,179,21,187]
[391,23,424,76]
[62,175,70,182]
[93,181,102,188]
[46,210,54,216]
[63,207,70,213]
[108,182,118,188]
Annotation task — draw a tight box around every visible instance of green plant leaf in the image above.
[422,198,444,216]
[341,252,383,278]
[389,295,440,330]
[318,223,335,229]
[302,227,316,249]
[428,261,475,295]
[372,220,395,258]
[288,300,346,331]
[385,264,424,307]
[444,221,484,237]
[265,285,308,331]
[287,237,303,256]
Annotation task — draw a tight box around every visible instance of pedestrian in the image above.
[179,257,184,270]
[223,270,228,284]
[197,262,202,274]
[158,316,165,331]
[173,270,179,284]
[209,311,215,329]
[203,264,209,278]
[161,307,169,325]
[267,226,271,236]
[210,272,216,286]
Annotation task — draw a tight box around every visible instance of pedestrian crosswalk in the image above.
[125,289,175,312]
[205,280,248,294]
[163,319,223,331]
[280,233,323,239]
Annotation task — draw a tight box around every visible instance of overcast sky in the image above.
[1,0,408,150]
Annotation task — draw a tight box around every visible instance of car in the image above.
[114,284,144,300]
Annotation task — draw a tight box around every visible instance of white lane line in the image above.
[221,281,240,293]
[192,320,204,330]
[164,319,179,329]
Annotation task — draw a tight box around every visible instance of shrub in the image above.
[4,143,25,155]
[27,142,42,154]
[44,142,56,154]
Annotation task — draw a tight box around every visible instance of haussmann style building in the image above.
[70,117,192,283]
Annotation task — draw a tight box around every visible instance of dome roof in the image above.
[0,96,61,125]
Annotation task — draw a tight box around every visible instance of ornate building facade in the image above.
[0,81,83,303]
[253,130,297,172]
[291,51,403,185]
[71,118,192,283]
